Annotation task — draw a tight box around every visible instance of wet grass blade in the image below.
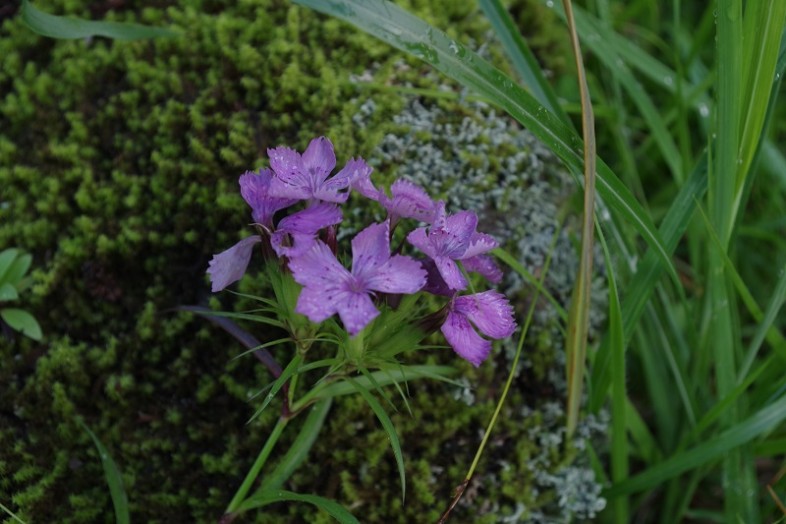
[77,419,129,524]
[347,377,406,501]
[293,0,677,284]
[478,0,569,125]
[21,0,178,40]
[238,490,360,523]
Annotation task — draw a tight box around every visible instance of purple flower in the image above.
[270,203,343,258]
[239,168,298,227]
[441,291,516,367]
[207,236,262,292]
[407,202,498,291]
[267,136,372,204]
[352,175,437,224]
[288,220,426,336]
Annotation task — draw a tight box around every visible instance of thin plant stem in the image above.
[224,416,290,517]
[438,225,561,523]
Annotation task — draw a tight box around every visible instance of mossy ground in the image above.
[0,1,593,522]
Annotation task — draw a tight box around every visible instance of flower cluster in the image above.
[208,137,516,366]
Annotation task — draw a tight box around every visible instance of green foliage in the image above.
[0,248,41,341]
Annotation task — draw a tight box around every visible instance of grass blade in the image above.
[21,0,178,40]
[478,0,569,125]
[76,419,129,524]
[247,355,303,424]
[238,490,359,523]
[604,392,786,497]
[347,377,406,501]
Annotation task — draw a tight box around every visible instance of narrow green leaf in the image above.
[347,377,406,500]
[21,0,178,40]
[76,419,130,524]
[0,502,26,524]
[0,249,19,284]
[0,308,42,341]
[604,393,786,497]
[311,365,458,400]
[247,355,303,424]
[0,284,19,302]
[293,0,678,283]
[238,489,360,523]
[478,0,569,125]
[258,399,333,493]
[739,264,786,379]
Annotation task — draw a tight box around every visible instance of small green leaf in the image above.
[0,283,19,302]
[247,355,303,424]
[4,254,32,286]
[0,308,42,341]
[21,0,179,40]
[0,502,26,524]
[76,419,130,524]
[0,249,19,283]
[347,377,406,501]
[238,489,360,523]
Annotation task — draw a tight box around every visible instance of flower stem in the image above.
[224,416,289,516]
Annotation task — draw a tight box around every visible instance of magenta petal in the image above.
[239,169,297,226]
[295,285,339,323]
[288,240,351,289]
[268,175,312,200]
[443,210,478,254]
[351,164,381,201]
[302,137,337,180]
[326,157,372,193]
[461,254,503,284]
[441,310,491,367]
[337,291,380,336]
[351,221,391,280]
[383,180,436,222]
[420,258,454,297]
[435,256,467,291]
[267,146,303,182]
[406,226,434,257]
[278,203,342,235]
[454,291,516,339]
[461,232,498,258]
[207,236,261,292]
[365,255,426,294]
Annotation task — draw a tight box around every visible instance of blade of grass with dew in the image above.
[237,490,360,523]
[598,221,628,524]
[76,419,129,524]
[562,0,597,438]
[292,0,678,285]
[589,154,708,411]
[346,377,406,501]
[478,0,570,125]
[21,0,178,40]
[604,391,786,497]
[257,399,333,493]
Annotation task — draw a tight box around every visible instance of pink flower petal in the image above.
[302,136,337,181]
[207,236,261,292]
[461,232,498,259]
[351,221,391,280]
[461,254,503,284]
[406,226,434,258]
[454,291,516,339]
[336,291,380,336]
[295,285,339,323]
[288,240,351,289]
[365,255,426,294]
[441,310,492,367]
[435,256,467,291]
[239,169,297,226]
[382,180,436,222]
